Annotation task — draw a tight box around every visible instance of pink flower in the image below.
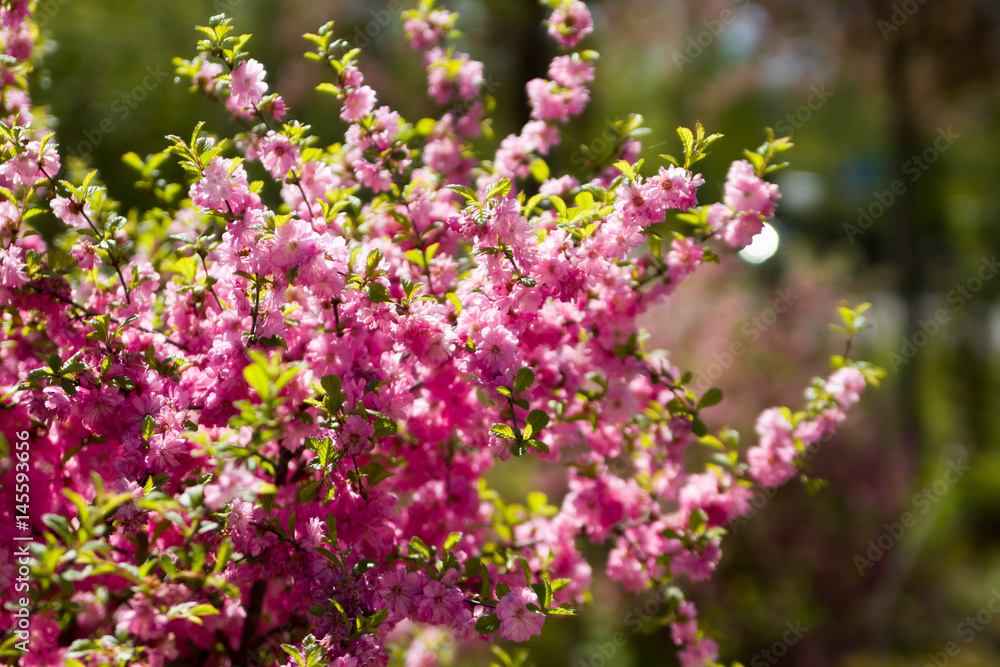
[341,85,377,122]
[229,58,268,108]
[475,326,517,375]
[539,174,578,196]
[194,60,224,92]
[203,462,260,510]
[377,568,423,618]
[723,159,780,218]
[70,237,102,270]
[650,165,704,211]
[299,517,325,550]
[0,243,27,288]
[51,196,92,229]
[548,55,594,89]
[666,236,704,285]
[721,213,764,249]
[111,477,145,522]
[193,157,237,209]
[259,131,300,178]
[526,78,589,123]
[270,217,319,270]
[0,140,59,187]
[339,414,374,456]
[415,580,464,625]
[116,594,167,641]
[678,472,750,528]
[704,202,733,230]
[78,385,124,430]
[547,1,594,48]
[825,366,866,408]
[496,587,545,642]
[747,408,798,487]
[679,638,719,667]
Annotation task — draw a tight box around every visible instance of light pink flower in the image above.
[497,587,545,642]
[229,58,267,108]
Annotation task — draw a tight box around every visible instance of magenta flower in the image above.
[376,568,423,618]
[339,414,374,456]
[496,587,545,643]
[415,580,464,626]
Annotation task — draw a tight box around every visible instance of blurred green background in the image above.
[28,0,1000,664]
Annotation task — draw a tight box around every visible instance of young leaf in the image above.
[514,367,535,395]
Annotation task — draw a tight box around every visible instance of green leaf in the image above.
[141,415,156,441]
[366,282,389,303]
[189,603,219,618]
[666,397,687,414]
[485,179,512,200]
[297,477,324,503]
[160,554,177,576]
[530,158,550,182]
[531,581,551,610]
[369,411,398,437]
[243,360,270,401]
[307,437,336,469]
[446,292,462,315]
[743,150,766,173]
[445,184,479,203]
[361,461,394,488]
[443,532,463,551]
[550,195,567,218]
[677,126,695,165]
[528,439,550,454]
[574,191,595,209]
[409,536,430,559]
[546,605,578,615]
[404,249,426,267]
[490,423,516,440]
[514,367,535,395]
[614,159,636,180]
[697,388,723,410]
[476,613,501,634]
[365,249,383,277]
[352,558,377,576]
[689,508,708,535]
[527,492,548,514]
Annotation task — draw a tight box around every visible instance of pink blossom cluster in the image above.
[714,158,782,249]
[0,3,878,667]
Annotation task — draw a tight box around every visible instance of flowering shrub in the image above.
[0,1,884,665]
